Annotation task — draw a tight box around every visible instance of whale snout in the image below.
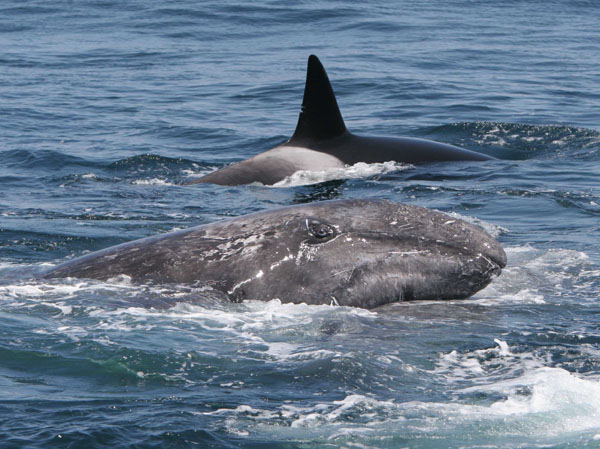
[447,221,507,296]
[333,202,508,308]
[471,226,507,285]
[479,231,507,270]
[467,245,506,294]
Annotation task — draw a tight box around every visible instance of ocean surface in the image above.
[1,1,600,447]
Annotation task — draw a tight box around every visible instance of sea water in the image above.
[1,1,600,447]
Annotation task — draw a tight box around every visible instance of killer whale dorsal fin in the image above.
[290,55,347,142]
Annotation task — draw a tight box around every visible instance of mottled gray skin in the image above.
[43,199,507,309]
[191,55,494,186]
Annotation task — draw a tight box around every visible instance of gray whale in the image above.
[43,199,506,309]
[191,55,494,186]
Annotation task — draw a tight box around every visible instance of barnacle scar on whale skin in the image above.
[189,55,495,186]
[42,199,507,309]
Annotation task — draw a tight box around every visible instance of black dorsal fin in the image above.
[291,55,347,141]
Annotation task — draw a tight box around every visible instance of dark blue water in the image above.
[2,1,600,447]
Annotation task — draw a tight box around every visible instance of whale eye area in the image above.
[306,219,335,242]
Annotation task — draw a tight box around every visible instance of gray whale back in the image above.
[43,199,506,309]
[192,56,494,186]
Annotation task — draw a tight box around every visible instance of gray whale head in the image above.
[43,199,506,309]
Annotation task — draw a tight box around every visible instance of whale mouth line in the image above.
[353,241,507,271]
[335,250,506,307]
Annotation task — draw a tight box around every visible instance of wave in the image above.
[199,365,600,446]
[476,246,600,306]
[417,122,600,160]
[0,149,93,170]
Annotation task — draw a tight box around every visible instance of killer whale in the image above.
[43,199,506,309]
[190,55,495,186]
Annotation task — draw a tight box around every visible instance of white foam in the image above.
[131,178,175,186]
[272,161,410,187]
[53,304,73,315]
[29,293,373,360]
[434,338,528,386]
[411,367,600,438]
[289,394,398,428]
[470,367,600,436]
[474,246,598,305]
[0,282,92,299]
[432,341,600,441]
[212,363,600,443]
[474,287,546,305]
[182,165,220,179]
